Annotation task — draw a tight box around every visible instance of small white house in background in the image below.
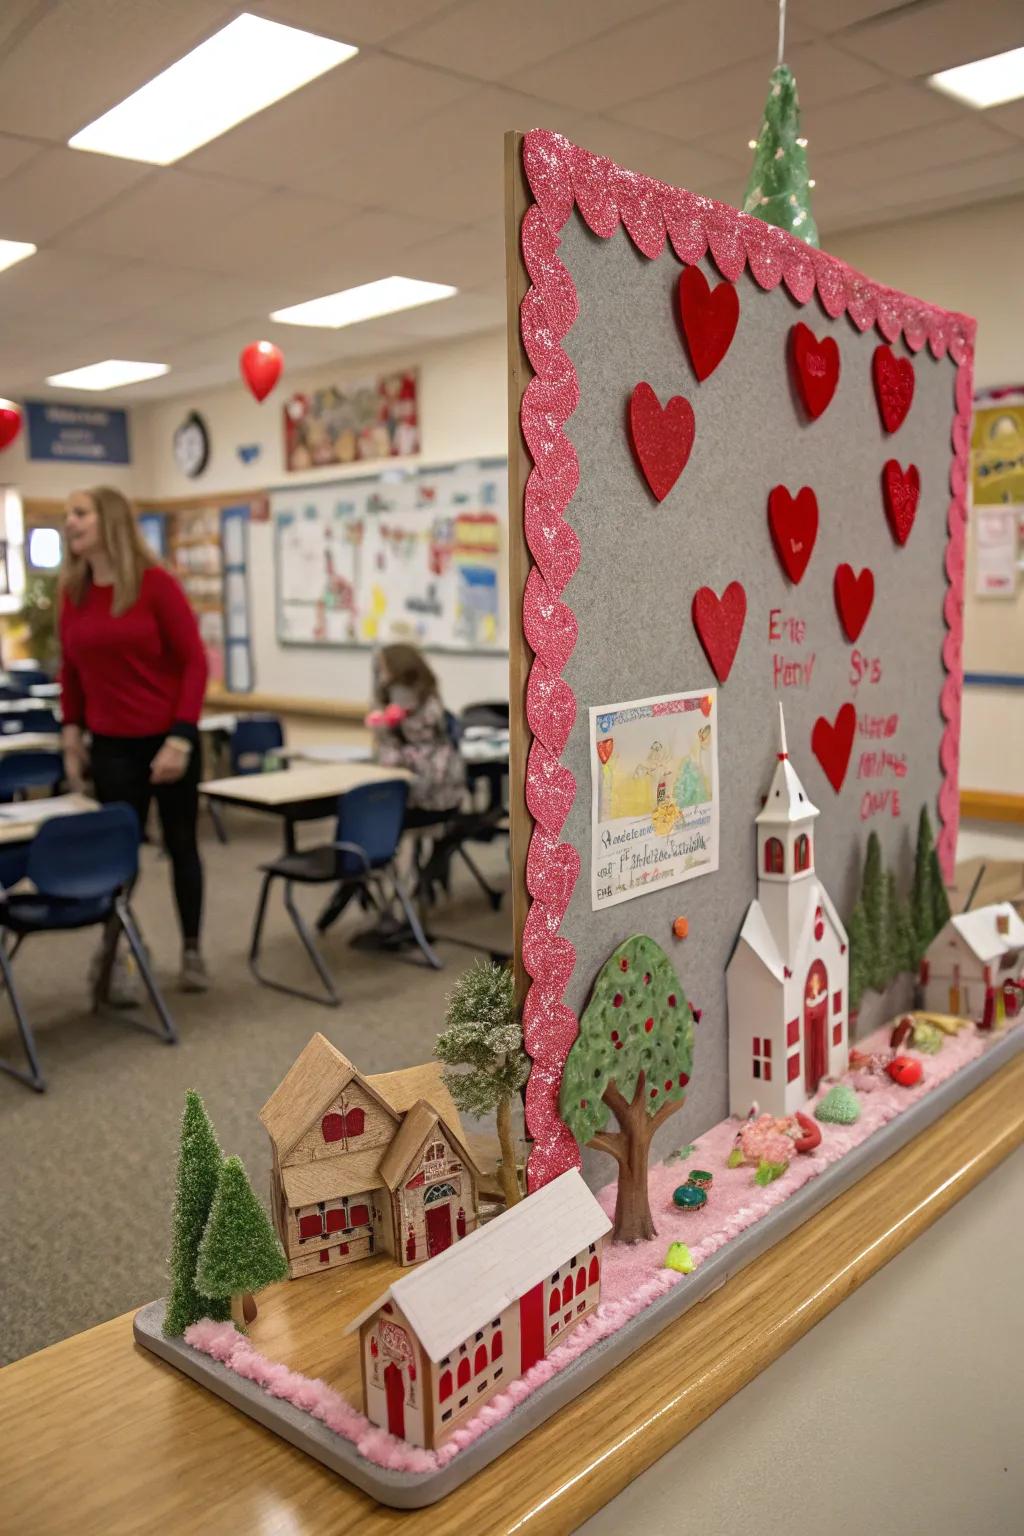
[922,902,1024,1027]
[348,1169,611,1449]
[727,706,849,1117]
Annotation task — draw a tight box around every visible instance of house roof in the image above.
[755,706,818,827]
[377,1098,480,1193]
[259,1033,397,1159]
[346,1170,612,1362]
[946,903,1024,965]
[732,900,786,981]
[281,1148,385,1208]
[366,1061,465,1140]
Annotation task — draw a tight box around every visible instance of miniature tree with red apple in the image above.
[560,934,695,1244]
[163,1089,231,1336]
[195,1155,287,1329]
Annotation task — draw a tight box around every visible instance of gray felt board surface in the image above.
[549,211,956,1179]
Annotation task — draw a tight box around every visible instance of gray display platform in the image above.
[134,1027,1022,1510]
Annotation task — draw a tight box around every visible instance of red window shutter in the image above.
[833,1022,843,1046]
[319,1249,329,1263]
[832,990,842,1014]
[439,1370,452,1402]
[763,1060,772,1081]
[299,1213,322,1240]
[325,1207,345,1233]
[474,1345,487,1376]
[562,1277,573,1307]
[548,1289,560,1315]
[343,1107,366,1137]
[753,1060,761,1079]
[338,1243,349,1255]
[786,1018,800,1046]
[921,959,930,984]
[491,1331,503,1361]
[457,1357,471,1388]
[787,1053,800,1082]
[752,1036,761,1056]
[349,1204,370,1228]
[588,1255,599,1286]
[763,1039,771,1058]
[575,1268,586,1296]
[321,1113,344,1143]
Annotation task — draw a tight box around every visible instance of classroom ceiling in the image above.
[0,0,1021,402]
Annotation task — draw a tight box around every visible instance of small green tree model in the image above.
[435,961,529,1209]
[862,832,892,992]
[847,901,870,1014]
[164,1090,231,1337]
[910,806,938,963]
[560,935,695,1245]
[742,64,819,246]
[195,1156,287,1329]
[887,871,916,979]
[928,845,952,936]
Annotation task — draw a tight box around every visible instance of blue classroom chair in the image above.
[230,715,284,773]
[0,751,64,802]
[249,778,440,1007]
[8,668,53,694]
[0,805,176,1092]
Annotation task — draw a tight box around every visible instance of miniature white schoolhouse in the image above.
[727,706,849,1116]
[347,1169,611,1449]
[921,902,1024,1027]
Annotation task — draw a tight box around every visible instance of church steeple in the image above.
[755,704,818,882]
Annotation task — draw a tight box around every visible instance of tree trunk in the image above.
[496,1095,522,1207]
[603,1074,683,1245]
[231,1292,257,1329]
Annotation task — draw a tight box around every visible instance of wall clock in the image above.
[173,411,210,478]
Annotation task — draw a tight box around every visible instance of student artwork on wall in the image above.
[283,369,419,472]
[273,458,507,653]
[509,131,973,1190]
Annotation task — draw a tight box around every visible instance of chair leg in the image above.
[209,801,228,845]
[454,844,504,911]
[392,875,443,970]
[0,936,45,1091]
[91,915,120,1013]
[315,881,358,935]
[283,882,340,1006]
[116,900,178,1045]
[248,872,340,1007]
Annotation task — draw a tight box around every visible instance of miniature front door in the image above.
[804,960,828,1094]
[384,1361,404,1440]
[519,1281,544,1372]
[426,1203,452,1257]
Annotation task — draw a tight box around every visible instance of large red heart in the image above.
[692,581,747,683]
[678,266,739,382]
[812,703,856,793]
[872,344,915,433]
[790,322,840,420]
[834,564,874,642]
[768,485,818,584]
[881,459,919,545]
[628,382,695,502]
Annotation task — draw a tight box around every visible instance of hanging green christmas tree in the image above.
[164,1090,231,1336]
[742,64,819,247]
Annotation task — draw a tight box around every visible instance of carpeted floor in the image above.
[0,811,510,1365]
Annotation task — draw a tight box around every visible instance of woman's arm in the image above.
[148,568,208,736]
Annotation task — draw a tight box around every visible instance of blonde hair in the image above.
[61,486,159,615]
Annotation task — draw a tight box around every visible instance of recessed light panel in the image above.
[271,276,458,329]
[0,239,36,275]
[45,360,170,391]
[928,46,1024,109]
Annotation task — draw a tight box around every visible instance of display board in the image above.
[508,132,973,1188]
[273,458,507,653]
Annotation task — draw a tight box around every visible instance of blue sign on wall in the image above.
[26,400,131,464]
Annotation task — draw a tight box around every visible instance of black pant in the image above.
[90,734,203,945]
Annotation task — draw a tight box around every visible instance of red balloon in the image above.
[240,341,283,403]
[0,399,22,452]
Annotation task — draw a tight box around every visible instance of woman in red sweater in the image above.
[60,486,209,991]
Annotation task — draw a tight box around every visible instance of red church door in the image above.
[384,1362,404,1440]
[426,1203,453,1257]
[519,1282,545,1372]
[804,960,829,1095]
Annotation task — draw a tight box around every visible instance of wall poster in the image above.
[283,369,419,472]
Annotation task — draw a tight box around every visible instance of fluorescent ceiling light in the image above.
[68,13,357,166]
[0,239,36,275]
[928,46,1024,109]
[45,360,169,391]
[271,276,458,329]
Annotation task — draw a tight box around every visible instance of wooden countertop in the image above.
[2,1053,1021,1536]
[200,763,411,806]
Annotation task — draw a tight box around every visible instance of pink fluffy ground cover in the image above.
[183,1021,1012,1474]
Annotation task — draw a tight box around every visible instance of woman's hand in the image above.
[62,726,89,792]
[150,738,190,785]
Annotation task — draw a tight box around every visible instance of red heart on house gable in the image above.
[881,459,920,545]
[834,564,874,642]
[872,344,915,433]
[790,321,840,419]
[812,703,856,794]
[678,266,740,382]
[628,382,696,502]
[768,485,818,584]
[692,582,747,683]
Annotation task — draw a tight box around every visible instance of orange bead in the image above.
[672,916,689,940]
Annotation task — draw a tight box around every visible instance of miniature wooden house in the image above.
[921,902,1024,1026]
[347,1169,612,1449]
[727,707,849,1117]
[259,1034,482,1278]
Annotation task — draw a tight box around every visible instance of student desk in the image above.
[200,763,412,855]
[0,1054,1020,1536]
[0,731,61,756]
[0,792,95,847]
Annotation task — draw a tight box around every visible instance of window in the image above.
[459,1396,468,1409]
[298,1213,322,1240]
[786,1018,800,1047]
[921,959,930,984]
[752,1038,772,1083]
[833,1022,843,1046]
[795,834,810,872]
[562,1277,573,1307]
[325,1206,346,1233]
[764,837,784,874]
[832,990,842,1015]
[321,1106,365,1143]
[549,1289,560,1316]
[457,1358,471,1388]
[474,1345,487,1375]
[578,1301,586,1314]
[787,1054,800,1083]
[491,1331,503,1362]
[442,1409,453,1422]
[575,1269,586,1296]
[319,1249,329,1263]
[28,527,62,571]
[814,906,825,942]
[338,1243,349,1256]
[349,1204,370,1228]
[494,1367,503,1379]
[588,1255,600,1287]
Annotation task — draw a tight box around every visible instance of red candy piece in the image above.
[872,344,915,433]
[881,459,920,546]
[790,322,840,420]
[792,1111,822,1154]
[628,382,695,502]
[834,564,874,642]
[811,703,856,793]
[768,485,818,584]
[692,581,747,683]
[678,266,739,382]
[886,1055,923,1088]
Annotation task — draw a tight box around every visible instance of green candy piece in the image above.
[664,1241,695,1274]
[687,1170,713,1189]
[754,1158,788,1186]
[727,1146,744,1169]
[815,1084,861,1124]
[912,1021,944,1055]
[672,1183,707,1211]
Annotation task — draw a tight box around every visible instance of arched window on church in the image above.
[795,833,811,871]
[764,837,784,874]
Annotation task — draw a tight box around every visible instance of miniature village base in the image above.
[134,1020,1023,1510]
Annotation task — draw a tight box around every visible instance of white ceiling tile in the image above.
[774,80,967,159]
[57,171,269,263]
[840,0,1024,77]
[986,98,1024,141]
[870,145,1024,212]
[247,0,459,47]
[397,219,504,292]
[0,147,149,243]
[0,134,43,185]
[813,116,1019,188]
[783,0,921,30]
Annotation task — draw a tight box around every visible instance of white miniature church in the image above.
[727,706,849,1117]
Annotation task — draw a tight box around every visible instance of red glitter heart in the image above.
[768,485,818,584]
[834,564,874,642]
[812,703,856,793]
[678,266,739,382]
[692,581,747,683]
[881,459,920,545]
[872,344,915,433]
[790,322,840,420]
[628,382,695,502]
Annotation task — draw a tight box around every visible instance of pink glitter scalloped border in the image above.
[517,129,973,1192]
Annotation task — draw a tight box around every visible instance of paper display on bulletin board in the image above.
[971,400,1024,505]
[974,507,1019,598]
[273,458,507,652]
[283,369,419,473]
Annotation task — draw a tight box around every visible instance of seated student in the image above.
[368,644,465,824]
